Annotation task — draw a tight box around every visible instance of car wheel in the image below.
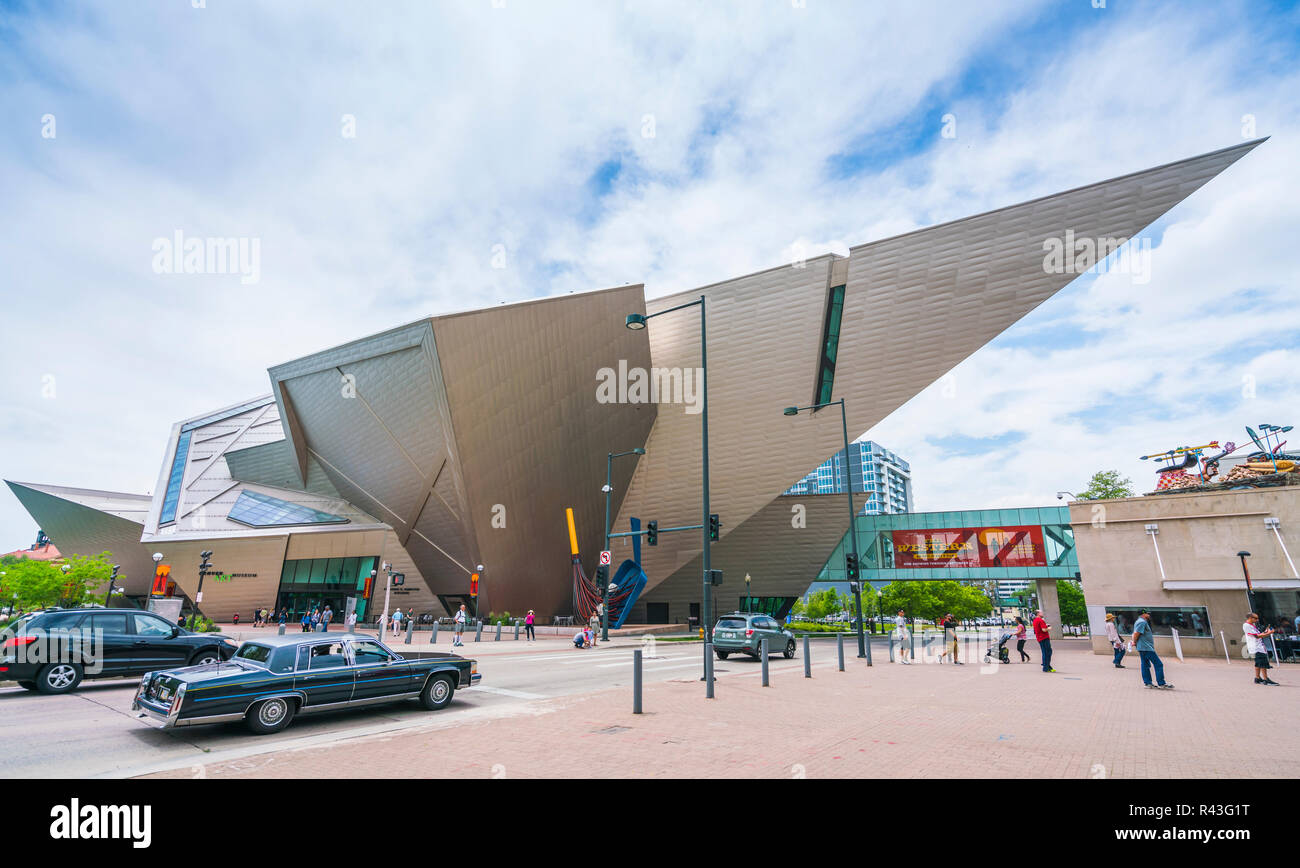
[17,680,37,691]
[190,648,221,666]
[783,640,796,659]
[419,673,456,710]
[35,662,84,694]
[245,697,296,735]
[716,650,729,660]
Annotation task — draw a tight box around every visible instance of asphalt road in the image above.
[0,639,822,778]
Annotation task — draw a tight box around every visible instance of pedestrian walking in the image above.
[588,609,601,647]
[453,604,467,647]
[278,608,287,627]
[938,612,962,664]
[1013,617,1031,662]
[391,607,403,636]
[893,609,911,664]
[1104,613,1127,668]
[344,608,357,632]
[525,609,536,642]
[1243,613,1280,686]
[232,612,240,626]
[1032,609,1055,673]
[1131,609,1173,689]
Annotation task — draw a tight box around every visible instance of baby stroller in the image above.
[984,629,1012,664]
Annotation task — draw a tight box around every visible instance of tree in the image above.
[5,551,114,610]
[1077,469,1134,500]
[880,580,992,622]
[1057,579,1087,626]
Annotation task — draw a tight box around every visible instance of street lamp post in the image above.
[783,399,869,661]
[745,573,752,612]
[1237,550,1255,612]
[877,589,883,634]
[627,296,712,692]
[603,447,646,641]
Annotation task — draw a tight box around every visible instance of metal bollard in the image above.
[837,632,845,671]
[865,625,873,666]
[633,649,643,714]
[704,643,715,698]
[278,623,286,636]
[514,623,520,640]
[888,634,895,662]
[494,622,501,641]
[432,623,439,643]
[761,638,769,687]
[405,621,414,644]
[475,621,483,642]
[803,635,811,678]
[909,628,916,662]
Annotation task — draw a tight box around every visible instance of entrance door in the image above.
[645,602,669,624]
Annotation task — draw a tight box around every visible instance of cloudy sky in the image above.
[1,0,1297,547]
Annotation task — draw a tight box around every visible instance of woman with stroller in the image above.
[1013,617,1031,663]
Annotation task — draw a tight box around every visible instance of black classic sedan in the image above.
[0,607,236,693]
[132,633,480,735]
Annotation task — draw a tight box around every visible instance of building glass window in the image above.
[158,430,192,526]
[227,489,349,528]
[1105,606,1212,639]
[814,284,846,406]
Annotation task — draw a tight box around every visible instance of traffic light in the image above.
[708,514,720,541]
[845,553,859,581]
[646,520,658,546]
[595,564,609,587]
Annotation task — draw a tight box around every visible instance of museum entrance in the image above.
[275,555,378,625]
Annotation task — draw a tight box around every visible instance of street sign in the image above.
[195,591,203,603]
[599,550,611,566]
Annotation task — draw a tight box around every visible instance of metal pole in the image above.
[803,635,811,677]
[514,622,520,640]
[432,622,439,644]
[494,622,501,641]
[704,641,714,698]
[602,451,612,643]
[475,620,483,642]
[278,622,286,636]
[632,648,643,713]
[700,295,711,692]
[888,633,895,663]
[1220,630,1230,663]
[837,632,845,671]
[761,638,769,686]
[839,400,867,662]
[405,620,413,644]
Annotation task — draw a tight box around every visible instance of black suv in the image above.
[0,608,237,694]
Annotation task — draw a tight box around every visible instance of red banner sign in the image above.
[891,526,1047,569]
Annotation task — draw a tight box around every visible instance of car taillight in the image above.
[745,629,754,637]
[1,636,37,651]
[168,684,186,715]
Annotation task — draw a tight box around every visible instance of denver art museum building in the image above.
[6,141,1263,625]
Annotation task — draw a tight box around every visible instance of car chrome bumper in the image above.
[132,696,177,729]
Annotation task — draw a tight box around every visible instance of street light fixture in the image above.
[782,399,870,663]
[625,296,713,694]
[1056,491,1076,501]
[744,573,752,612]
[1237,550,1255,612]
[602,447,646,641]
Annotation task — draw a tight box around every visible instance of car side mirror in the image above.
[171,626,181,638]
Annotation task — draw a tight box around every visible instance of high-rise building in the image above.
[783,441,912,515]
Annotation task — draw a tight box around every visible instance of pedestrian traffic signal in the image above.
[708,513,720,541]
[646,520,658,546]
[845,553,859,581]
[708,569,723,586]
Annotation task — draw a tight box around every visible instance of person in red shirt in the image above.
[1032,609,1056,673]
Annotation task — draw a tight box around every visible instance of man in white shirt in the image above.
[1243,613,1279,686]
[894,609,911,664]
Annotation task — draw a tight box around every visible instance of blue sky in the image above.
[0,0,1298,546]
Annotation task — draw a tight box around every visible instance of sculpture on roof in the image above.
[1141,423,1297,494]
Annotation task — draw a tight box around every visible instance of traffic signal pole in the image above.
[838,402,869,662]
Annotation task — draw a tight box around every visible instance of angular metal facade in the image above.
[5,142,1262,622]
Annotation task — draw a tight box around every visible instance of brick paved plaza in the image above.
[148,638,1298,779]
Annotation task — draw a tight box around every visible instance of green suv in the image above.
[711,612,796,660]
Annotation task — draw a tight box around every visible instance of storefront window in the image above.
[1105,606,1212,638]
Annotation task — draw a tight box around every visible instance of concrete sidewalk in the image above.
[146,639,1298,779]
